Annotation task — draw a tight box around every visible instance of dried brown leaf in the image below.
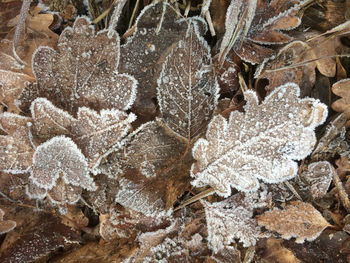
[219,0,305,64]
[120,2,207,117]
[157,22,219,140]
[257,201,331,243]
[191,83,327,197]
[332,79,350,127]
[0,208,16,235]
[18,16,137,114]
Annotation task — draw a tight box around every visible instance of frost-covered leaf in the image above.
[219,0,306,64]
[120,2,207,117]
[257,201,331,243]
[301,161,334,199]
[71,107,136,169]
[0,70,34,113]
[18,17,137,114]
[30,136,95,191]
[0,113,33,173]
[103,121,190,216]
[191,83,327,197]
[256,41,316,93]
[0,208,16,234]
[201,193,261,253]
[157,22,219,140]
[332,79,350,127]
[31,98,135,168]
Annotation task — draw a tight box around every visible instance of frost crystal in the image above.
[18,17,137,114]
[201,193,261,253]
[157,21,219,140]
[191,83,327,196]
[30,136,96,191]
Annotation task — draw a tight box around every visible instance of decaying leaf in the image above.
[0,113,33,173]
[0,208,16,234]
[201,193,261,253]
[219,0,306,64]
[120,2,207,117]
[18,16,137,114]
[332,79,350,127]
[191,83,327,197]
[30,136,96,191]
[257,201,331,243]
[301,161,334,199]
[157,21,219,140]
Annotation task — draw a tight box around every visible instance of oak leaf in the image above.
[18,16,137,114]
[219,0,306,64]
[157,22,219,140]
[332,79,350,127]
[191,83,327,197]
[257,201,331,243]
[201,193,261,253]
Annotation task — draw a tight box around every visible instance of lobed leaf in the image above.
[191,83,327,196]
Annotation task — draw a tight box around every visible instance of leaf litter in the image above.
[1,0,350,262]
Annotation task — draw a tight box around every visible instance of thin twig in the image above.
[174,188,215,211]
[14,0,32,48]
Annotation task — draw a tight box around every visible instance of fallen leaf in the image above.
[191,83,327,197]
[18,16,137,114]
[0,208,16,234]
[257,201,331,243]
[157,20,219,140]
[332,79,350,127]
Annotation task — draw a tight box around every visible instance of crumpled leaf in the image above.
[257,201,331,243]
[0,0,22,39]
[191,83,327,197]
[18,16,137,114]
[219,0,306,64]
[30,135,96,191]
[0,208,16,234]
[157,21,219,140]
[332,79,350,127]
[301,161,334,199]
[120,2,207,117]
[0,113,33,173]
[30,97,136,168]
[201,193,261,253]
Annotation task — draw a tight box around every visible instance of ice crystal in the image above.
[191,83,327,196]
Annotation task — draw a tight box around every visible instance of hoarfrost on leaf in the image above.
[219,0,307,64]
[201,193,261,253]
[0,113,33,173]
[30,136,96,191]
[257,201,330,243]
[301,161,334,199]
[157,21,219,140]
[18,16,137,114]
[119,2,207,117]
[191,83,327,197]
